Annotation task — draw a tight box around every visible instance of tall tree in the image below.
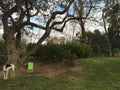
[0,0,75,65]
[72,0,102,43]
[102,0,120,55]
[86,30,109,56]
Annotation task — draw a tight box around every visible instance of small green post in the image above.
[28,62,34,72]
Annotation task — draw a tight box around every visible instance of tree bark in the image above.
[3,29,20,65]
[79,21,87,43]
[6,43,20,65]
[19,28,51,66]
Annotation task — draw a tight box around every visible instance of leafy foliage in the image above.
[61,43,92,58]
[103,2,120,55]
[27,44,76,63]
[108,27,120,50]
[80,30,111,56]
[73,44,92,58]
[92,30,109,56]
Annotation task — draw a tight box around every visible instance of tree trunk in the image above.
[80,22,87,43]
[19,28,51,66]
[3,30,20,65]
[6,43,20,65]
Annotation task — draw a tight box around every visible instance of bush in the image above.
[0,55,7,65]
[92,44,101,56]
[27,43,92,64]
[62,43,92,58]
[74,44,92,58]
[61,43,74,53]
[32,44,76,63]
[112,48,120,57]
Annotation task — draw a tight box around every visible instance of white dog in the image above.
[3,64,15,79]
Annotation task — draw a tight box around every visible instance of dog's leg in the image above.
[3,71,6,79]
[4,71,7,79]
[11,70,15,77]
[9,70,14,78]
[10,70,13,77]
[12,67,15,77]
[5,71,8,79]
[13,71,15,77]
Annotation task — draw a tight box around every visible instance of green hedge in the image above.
[62,43,92,58]
[74,44,92,58]
[27,43,92,59]
[0,55,7,65]
[28,44,76,63]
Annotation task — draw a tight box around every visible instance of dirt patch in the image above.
[68,76,84,82]
[0,59,83,79]
[70,66,83,72]
[67,66,84,82]
[38,62,67,78]
[0,61,67,78]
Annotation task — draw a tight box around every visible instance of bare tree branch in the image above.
[85,1,93,18]
[30,10,39,17]
[21,22,46,30]
[52,16,82,32]
[46,0,74,28]
[25,0,30,22]
[50,15,68,28]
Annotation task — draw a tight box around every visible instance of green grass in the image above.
[0,57,120,90]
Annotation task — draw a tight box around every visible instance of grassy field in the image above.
[0,57,120,90]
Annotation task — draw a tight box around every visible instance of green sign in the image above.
[28,62,33,71]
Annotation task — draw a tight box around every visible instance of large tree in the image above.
[102,0,120,55]
[0,0,76,65]
[72,0,102,43]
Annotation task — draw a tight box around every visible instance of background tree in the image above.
[72,0,102,43]
[85,30,110,56]
[102,0,120,55]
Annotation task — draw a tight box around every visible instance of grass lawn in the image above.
[0,57,120,90]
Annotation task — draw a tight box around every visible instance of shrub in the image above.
[92,44,101,56]
[32,44,76,63]
[0,55,7,65]
[61,43,74,53]
[27,43,91,64]
[112,48,120,57]
[75,44,92,58]
[62,43,92,58]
